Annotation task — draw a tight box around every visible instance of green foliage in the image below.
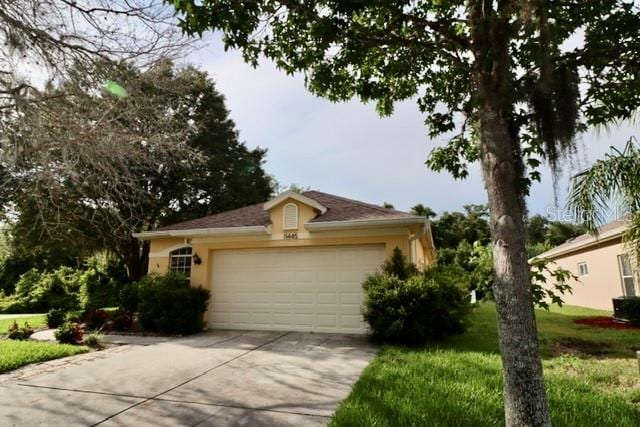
[527,241,554,259]
[439,240,573,309]
[529,259,576,310]
[7,321,34,340]
[525,215,585,247]
[467,242,494,299]
[83,333,103,349]
[380,247,417,280]
[119,281,140,312]
[10,268,80,313]
[617,297,640,324]
[46,308,67,328]
[570,139,640,266]
[0,255,126,314]
[431,205,490,249]
[54,322,84,345]
[363,266,471,345]
[410,204,436,219]
[137,273,210,334]
[77,254,125,310]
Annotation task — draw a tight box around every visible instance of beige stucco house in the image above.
[534,219,638,310]
[134,190,436,334]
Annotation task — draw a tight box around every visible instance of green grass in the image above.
[0,315,46,334]
[331,303,640,427]
[0,340,88,373]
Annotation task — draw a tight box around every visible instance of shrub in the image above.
[110,309,134,331]
[77,254,126,310]
[46,308,67,328]
[381,247,418,280]
[137,273,210,334]
[7,321,34,340]
[12,268,79,312]
[83,333,103,348]
[54,321,84,344]
[119,281,140,312]
[65,310,82,323]
[618,297,640,324]
[363,266,471,345]
[82,308,109,330]
[1,253,126,314]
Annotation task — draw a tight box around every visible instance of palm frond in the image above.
[568,137,640,265]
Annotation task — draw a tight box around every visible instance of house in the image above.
[534,219,638,310]
[133,190,436,333]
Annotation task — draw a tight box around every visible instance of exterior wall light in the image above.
[193,253,202,265]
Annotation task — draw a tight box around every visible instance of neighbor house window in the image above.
[577,262,589,276]
[617,254,637,297]
[283,203,298,230]
[169,247,192,281]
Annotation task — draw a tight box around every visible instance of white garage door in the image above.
[209,245,386,334]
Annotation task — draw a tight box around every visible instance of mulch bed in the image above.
[574,316,640,330]
[549,337,614,357]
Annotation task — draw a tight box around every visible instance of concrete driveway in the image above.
[0,331,376,426]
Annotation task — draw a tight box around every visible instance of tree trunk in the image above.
[121,237,149,281]
[471,2,551,426]
[478,106,551,427]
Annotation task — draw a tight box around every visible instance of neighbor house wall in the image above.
[544,237,628,311]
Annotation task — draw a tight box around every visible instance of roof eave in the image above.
[305,216,427,231]
[530,228,624,261]
[133,225,269,240]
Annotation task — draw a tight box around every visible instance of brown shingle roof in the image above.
[155,190,416,232]
[303,191,415,222]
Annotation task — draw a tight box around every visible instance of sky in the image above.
[188,37,638,220]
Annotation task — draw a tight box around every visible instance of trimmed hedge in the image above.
[137,274,210,334]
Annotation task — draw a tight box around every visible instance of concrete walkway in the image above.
[0,330,376,426]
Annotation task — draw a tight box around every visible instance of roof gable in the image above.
[263,190,327,214]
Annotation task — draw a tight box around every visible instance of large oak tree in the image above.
[4,61,274,281]
[169,1,640,424]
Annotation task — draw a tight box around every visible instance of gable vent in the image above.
[283,203,298,230]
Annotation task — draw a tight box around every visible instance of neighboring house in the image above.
[534,219,639,310]
[134,190,436,333]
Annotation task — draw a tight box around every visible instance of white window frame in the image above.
[617,254,637,297]
[577,262,589,276]
[169,246,192,281]
[283,203,299,230]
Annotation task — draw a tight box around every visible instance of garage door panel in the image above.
[209,245,385,333]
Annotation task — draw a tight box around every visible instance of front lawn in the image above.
[0,315,46,334]
[331,303,640,427]
[0,340,89,374]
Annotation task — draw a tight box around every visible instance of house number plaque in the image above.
[284,231,298,240]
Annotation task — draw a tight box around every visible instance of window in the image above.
[577,262,589,276]
[617,254,637,297]
[283,203,298,230]
[169,247,192,280]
